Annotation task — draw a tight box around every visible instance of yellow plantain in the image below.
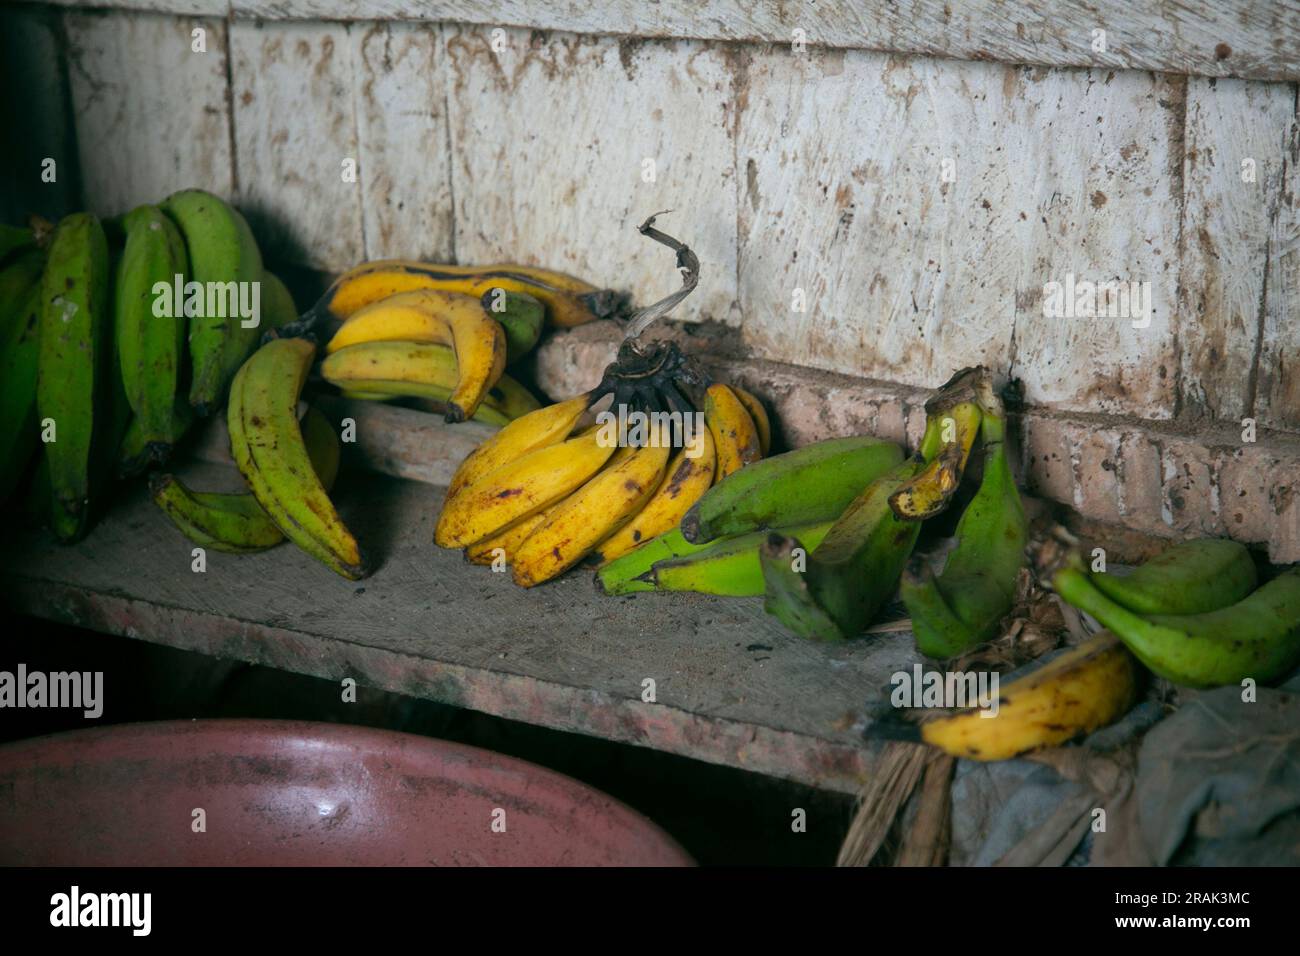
[729,385,771,456]
[705,383,762,480]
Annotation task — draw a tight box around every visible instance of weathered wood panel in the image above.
[1255,103,1300,432]
[1178,78,1297,424]
[738,50,1182,416]
[351,21,455,261]
[442,25,738,321]
[63,10,233,217]
[229,19,364,270]
[17,0,1300,83]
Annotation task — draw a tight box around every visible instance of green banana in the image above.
[37,213,110,542]
[0,249,46,500]
[260,269,298,333]
[119,401,194,477]
[899,407,1028,659]
[151,407,339,553]
[760,457,925,641]
[481,288,545,364]
[1053,557,1300,688]
[596,527,708,595]
[228,338,367,579]
[161,189,263,415]
[1091,538,1257,615]
[115,204,190,460]
[648,521,835,597]
[0,223,35,263]
[681,436,903,544]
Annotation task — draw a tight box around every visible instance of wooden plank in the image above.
[1,467,908,794]
[1256,101,1300,431]
[737,50,1182,416]
[229,19,364,270]
[442,25,738,322]
[351,21,455,261]
[15,0,1300,83]
[63,9,234,217]
[1178,77,1297,423]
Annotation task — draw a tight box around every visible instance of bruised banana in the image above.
[301,259,621,332]
[325,289,506,421]
[704,383,762,480]
[909,632,1139,762]
[682,435,903,544]
[900,405,1027,659]
[151,407,339,553]
[1052,555,1300,688]
[228,338,366,579]
[115,204,190,460]
[435,423,615,548]
[162,189,263,415]
[320,341,537,425]
[730,385,771,456]
[1091,538,1257,615]
[37,213,110,542]
[443,392,592,504]
[592,426,716,564]
[889,370,986,521]
[761,457,924,641]
[511,433,672,587]
[0,248,45,501]
[649,521,835,597]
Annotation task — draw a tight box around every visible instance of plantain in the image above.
[704,383,762,480]
[1091,538,1258,615]
[0,248,46,500]
[889,367,987,521]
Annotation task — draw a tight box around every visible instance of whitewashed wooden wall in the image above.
[2,2,1297,434]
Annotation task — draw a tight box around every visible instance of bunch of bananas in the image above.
[0,191,297,542]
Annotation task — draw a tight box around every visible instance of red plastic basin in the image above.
[0,719,692,866]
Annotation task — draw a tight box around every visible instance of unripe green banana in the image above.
[1053,557,1300,688]
[760,457,925,641]
[0,223,36,263]
[260,269,298,333]
[161,189,263,415]
[648,521,834,597]
[37,213,110,542]
[480,288,545,364]
[228,338,367,579]
[681,436,903,544]
[0,249,46,501]
[596,527,707,595]
[900,408,1028,659]
[119,401,193,477]
[1091,538,1257,615]
[115,204,190,460]
[151,407,339,553]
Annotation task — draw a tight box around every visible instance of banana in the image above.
[704,383,762,480]
[1052,556,1300,688]
[0,223,35,262]
[464,507,554,566]
[592,427,716,564]
[442,392,592,504]
[435,424,615,548]
[760,457,925,641]
[0,248,45,501]
[161,189,263,415]
[114,204,190,459]
[908,632,1140,762]
[151,407,339,553]
[730,385,771,456]
[484,289,545,364]
[596,527,711,595]
[119,401,193,477]
[649,520,834,597]
[37,213,110,542]
[681,435,903,544]
[511,433,672,587]
[889,394,983,521]
[899,405,1028,659]
[319,341,536,425]
[1091,538,1257,615]
[228,338,366,579]
[261,269,299,332]
[303,260,620,332]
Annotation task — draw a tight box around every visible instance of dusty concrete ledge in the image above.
[532,323,1300,563]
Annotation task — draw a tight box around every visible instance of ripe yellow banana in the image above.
[435,424,615,548]
[592,426,716,564]
[889,388,983,521]
[228,339,366,578]
[442,393,592,504]
[512,435,672,587]
[464,507,553,566]
[705,383,762,480]
[730,385,771,455]
[307,260,620,330]
[915,632,1139,761]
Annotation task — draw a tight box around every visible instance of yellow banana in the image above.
[705,383,762,480]
[464,507,554,566]
[512,435,672,587]
[889,368,988,521]
[442,393,592,504]
[434,425,615,548]
[228,339,366,579]
[730,385,771,456]
[593,427,716,564]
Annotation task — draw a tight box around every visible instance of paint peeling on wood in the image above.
[1256,104,1300,431]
